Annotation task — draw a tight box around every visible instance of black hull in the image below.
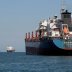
[25,38,72,56]
[26,47,72,56]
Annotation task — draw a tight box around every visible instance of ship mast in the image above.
[61,0,66,13]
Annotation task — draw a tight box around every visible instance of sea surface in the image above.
[0,52,72,72]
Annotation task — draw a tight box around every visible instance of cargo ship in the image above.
[25,6,72,55]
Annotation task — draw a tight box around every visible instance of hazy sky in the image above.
[0,0,72,52]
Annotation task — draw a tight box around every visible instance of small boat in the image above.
[6,46,15,52]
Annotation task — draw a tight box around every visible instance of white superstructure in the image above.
[6,46,15,52]
[37,9,72,38]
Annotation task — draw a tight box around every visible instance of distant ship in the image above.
[6,46,15,52]
[25,2,72,55]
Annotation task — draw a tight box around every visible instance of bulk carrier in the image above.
[25,5,72,55]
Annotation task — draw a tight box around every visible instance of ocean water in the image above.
[0,52,72,72]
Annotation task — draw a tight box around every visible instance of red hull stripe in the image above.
[64,48,72,50]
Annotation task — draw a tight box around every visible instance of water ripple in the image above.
[0,52,72,72]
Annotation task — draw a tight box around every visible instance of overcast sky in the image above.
[0,0,72,52]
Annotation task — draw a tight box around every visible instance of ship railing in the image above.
[25,31,54,41]
[49,35,61,38]
[25,32,65,41]
[69,34,72,37]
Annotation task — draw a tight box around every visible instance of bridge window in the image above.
[64,14,70,18]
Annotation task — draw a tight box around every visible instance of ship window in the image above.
[64,14,70,18]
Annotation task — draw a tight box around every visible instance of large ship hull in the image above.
[25,38,72,56]
[26,47,72,56]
